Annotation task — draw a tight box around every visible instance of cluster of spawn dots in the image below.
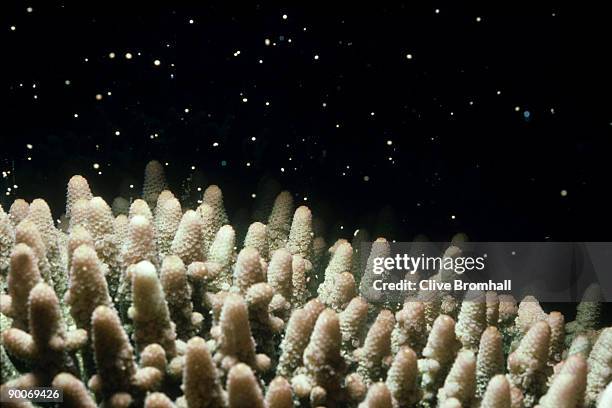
[6,4,571,210]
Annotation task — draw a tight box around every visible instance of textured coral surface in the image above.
[0,162,609,408]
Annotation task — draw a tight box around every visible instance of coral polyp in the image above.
[0,162,609,408]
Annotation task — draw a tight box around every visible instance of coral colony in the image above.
[0,161,610,408]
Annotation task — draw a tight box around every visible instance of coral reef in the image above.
[0,167,609,408]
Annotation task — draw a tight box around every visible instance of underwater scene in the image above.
[2,3,611,408]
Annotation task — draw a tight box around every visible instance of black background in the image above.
[3,2,611,244]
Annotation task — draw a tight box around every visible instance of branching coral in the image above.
[455,291,487,351]
[585,327,612,407]
[160,255,202,339]
[515,296,548,339]
[227,363,265,408]
[546,311,565,366]
[297,308,345,400]
[385,346,419,407]
[267,248,293,314]
[480,374,511,408]
[2,282,86,383]
[291,254,308,307]
[112,197,130,217]
[24,199,65,295]
[437,350,476,407]
[340,296,369,354]
[358,382,392,408]
[538,354,587,408]
[418,314,460,405]
[318,241,353,304]
[266,376,293,408]
[356,309,395,385]
[65,244,112,331]
[52,372,97,408]
[507,321,550,407]
[565,284,602,347]
[206,225,236,291]
[202,185,229,227]
[286,206,313,262]
[359,238,390,304]
[66,175,93,220]
[122,215,158,269]
[233,247,265,294]
[277,298,325,377]
[171,210,205,266]
[267,191,294,253]
[244,222,269,260]
[326,271,357,312]
[87,197,121,297]
[143,160,167,209]
[129,199,154,223]
[129,261,177,358]
[1,244,42,330]
[176,336,225,408]
[9,199,29,227]
[14,219,51,286]
[391,300,427,355]
[476,326,505,399]
[246,282,284,338]
[0,169,609,408]
[145,392,177,408]
[155,196,182,259]
[214,293,268,372]
[90,305,162,404]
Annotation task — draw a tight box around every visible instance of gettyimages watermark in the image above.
[358,241,612,303]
